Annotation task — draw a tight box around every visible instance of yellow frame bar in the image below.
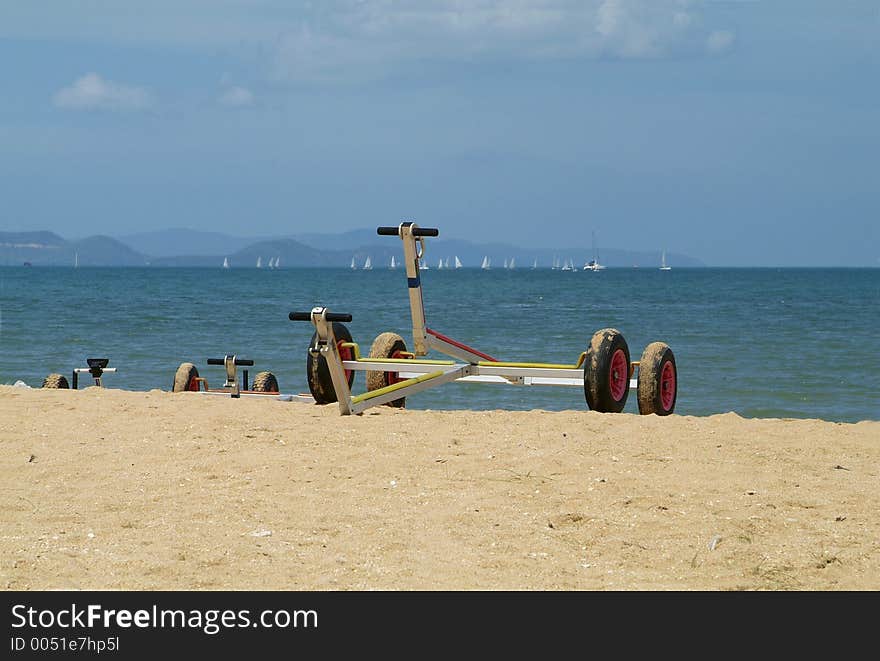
[476,352,588,370]
[350,370,446,404]
[339,342,455,365]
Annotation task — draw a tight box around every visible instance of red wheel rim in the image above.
[387,350,404,385]
[337,341,353,382]
[609,348,628,402]
[660,360,676,411]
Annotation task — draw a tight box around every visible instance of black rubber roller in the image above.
[207,358,254,366]
[376,225,439,237]
[289,311,353,323]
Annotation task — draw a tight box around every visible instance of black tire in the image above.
[366,332,408,408]
[306,322,355,404]
[252,371,279,393]
[584,328,630,413]
[172,362,200,392]
[637,342,677,416]
[42,373,69,389]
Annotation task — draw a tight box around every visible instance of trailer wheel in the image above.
[252,371,280,393]
[366,332,408,408]
[584,328,630,413]
[42,373,70,389]
[172,362,200,392]
[637,342,677,415]
[306,322,355,404]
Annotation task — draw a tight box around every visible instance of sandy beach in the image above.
[1,385,878,591]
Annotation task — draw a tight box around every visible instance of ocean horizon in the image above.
[2,265,877,423]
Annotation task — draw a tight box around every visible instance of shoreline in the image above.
[2,386,878,590]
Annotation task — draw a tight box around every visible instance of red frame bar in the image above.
[426,327,498,362]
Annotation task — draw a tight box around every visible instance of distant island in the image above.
[0,228,705,269]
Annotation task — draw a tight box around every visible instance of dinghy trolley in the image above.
[290,222,678,416]
[171,355,280,398]
[41,358,118,389]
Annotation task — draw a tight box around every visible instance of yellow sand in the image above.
[1,386,878,590]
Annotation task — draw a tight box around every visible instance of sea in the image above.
[1,266,877,423]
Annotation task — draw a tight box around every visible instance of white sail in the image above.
[351,257,357,269]
[532,258,537,269]
[454,256,462,269]
[438,258,443,269]
[585,231,606,270]
[275,257,280,268]
[509,258,515,270]
[390,255,397,269]
[222,257,230,269]
[660,250,671,270]
[481,256,490,270]
[364,256,372,270]
[256,256,262,268]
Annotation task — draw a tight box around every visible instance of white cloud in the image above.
[23,3,736,86]
[218,86,254,107]
[706,30,735,54]
[53,73,152,111]
[270,0,738,82]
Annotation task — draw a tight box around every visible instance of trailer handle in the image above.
[377,224,439,237]
[289,311,353,323]
[207,358,254,366]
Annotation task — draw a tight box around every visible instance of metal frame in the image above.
[71,359,117,389]
[193,355,280,399]
[302,222,640,415]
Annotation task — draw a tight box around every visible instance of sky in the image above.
[0,0,878,266]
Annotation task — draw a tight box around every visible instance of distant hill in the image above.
[72,235,149,266]
[1,229,705,268]
[125,227,705,268]
[150,238,342,268]
[119,228,262,257]
[301,232,705,269]
[0,232,149,266]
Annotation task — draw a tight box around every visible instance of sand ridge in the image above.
[1,385,878,590]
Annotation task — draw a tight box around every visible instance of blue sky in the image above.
[1,1,878,266]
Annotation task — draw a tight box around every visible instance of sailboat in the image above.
[509,257,515,270]
[390,255,397,269]
[584,231,606,271]
[551,256,560,270]
[503,258,509,269]
[275,257,281,269]
[419,260,429,270]
[350,257,357,270]
[481,256,490,270]
[363,256,372,270]
[454,256,462,269]
[74,251,79,269]
[561,259,572,272]
[256,256,262,269]
[437,258,443,269]
[222,257,230,269]
[660,250,671,271]
[444,258,450,269]
[532,258,537,270]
